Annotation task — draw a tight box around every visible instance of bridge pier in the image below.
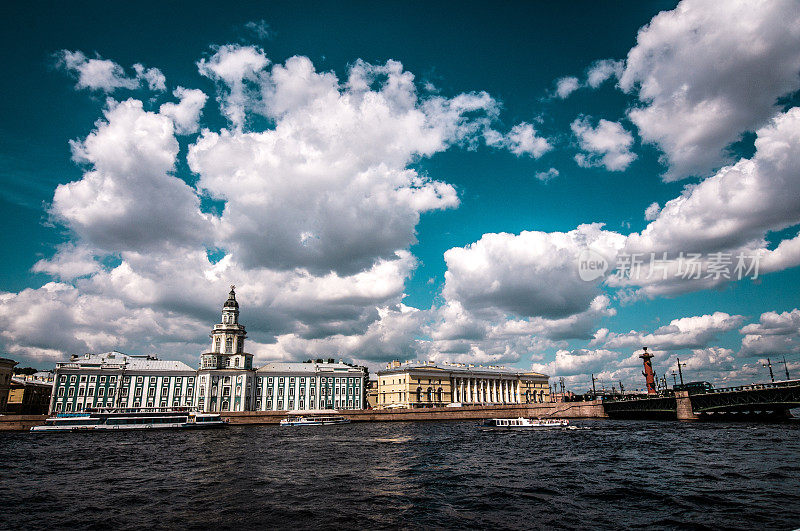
[675,390,699,420]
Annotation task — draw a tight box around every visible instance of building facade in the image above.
[255,362,366,411]
[50,352,196,413]
[377,360,550,409]
[197,286,256,412]
[7,377,52,414]
[0,357,17,412]
[48,288,368,414]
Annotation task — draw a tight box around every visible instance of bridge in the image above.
[603,379,800,420]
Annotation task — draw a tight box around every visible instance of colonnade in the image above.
[451,377,523,404]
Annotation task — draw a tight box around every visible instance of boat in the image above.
[280,414,350,426]
[479,417,570,431]
[30,407,226,432]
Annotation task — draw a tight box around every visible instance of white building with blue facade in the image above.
[49,287,368,414]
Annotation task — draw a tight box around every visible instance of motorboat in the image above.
[31,407,226,432]
[479,417,569,431]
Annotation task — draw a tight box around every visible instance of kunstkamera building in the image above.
[49,287,367,414]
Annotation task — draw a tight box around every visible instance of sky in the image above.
[2,0,800,392]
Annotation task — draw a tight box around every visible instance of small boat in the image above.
[479,417,569,431]
[280,414,350,426]
[31,407,226,432]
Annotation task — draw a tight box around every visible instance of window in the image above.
[187,387,193,396]
[110,376,116,383]
[267,400,273,409]
[137,376,143,384]
[234,358,239,367]
[225,358,231,367]
[80,375,87,383]
[268,377,274,384]
[70,375,77,383]
[290,377,295,384]
[60,375,66,383]
[224,376,231,384]
[288,400,294,409]
[123,376,130,383]
[188,377,194,385]
[225,337,233,352]
[267,387,273,395]
[256,400,262,409]
[108,388,115,396]
[148,388,156,398]
[160,401,167,408]
[279,377,284,384]
[57,387,65,397]
[78,387,85,397]
[89,375,96,383]
[135,388,142,398]
[98,388,105,396]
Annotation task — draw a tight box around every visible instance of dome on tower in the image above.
[224,285,239,309]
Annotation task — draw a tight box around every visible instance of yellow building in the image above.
[376,360,549,409]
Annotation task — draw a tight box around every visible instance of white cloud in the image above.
[442,224,625,319]
[571,117,637,171]
[159,87,208,134]
[535,168,559,182]
[592,312,744,351]
[244,20,275,40]
[197,44,270,129]
[644,202,660,221]
[586,59,623,88]
[190,55,505,276]
[503,122,552,158]
[619,0,800,180]
[739,308,800,356]
[50,98,211,253]
[56,50,166,93]
[555,76,580,99]
[532,348,620,377]
[626,108,800,257]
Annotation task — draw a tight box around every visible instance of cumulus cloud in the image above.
[535,168,559,182]
[486,122,552,158]
[591,312,744,351]
[50,98,212,253]
[572,117,637,171]
[586,59,623,88]
[190,53,504,275]
[442,224,625,319]
[739,308,800,357]
[158,87,208,134]
[56,50,166,93]
[644,202,660,221]
[554,76,580,99]
[619,0,800,180]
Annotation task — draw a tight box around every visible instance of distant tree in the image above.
[13,367,37,375]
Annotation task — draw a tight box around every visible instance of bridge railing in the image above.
[699,379,800,394]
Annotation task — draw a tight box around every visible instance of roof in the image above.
[57,351,195,373]
[378,360,548,379]
[11,377,52,388]
[257,361,365,374]
[0,357,18,367]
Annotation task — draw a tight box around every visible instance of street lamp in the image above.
[762,358,775,383]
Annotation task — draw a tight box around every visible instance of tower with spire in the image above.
[197,286,256,412]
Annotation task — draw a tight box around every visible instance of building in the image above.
[0,357,17,412]
[255,362,366,411]
[376,360,550,409]
[7,377,52,414]
[48,287,369,414]
[197,286,256,412]
[50,352,196,413]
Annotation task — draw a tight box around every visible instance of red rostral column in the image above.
[640,347,657,395]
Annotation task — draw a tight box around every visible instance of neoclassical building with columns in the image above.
[376,360,550,409]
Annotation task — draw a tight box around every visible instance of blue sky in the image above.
[2,1,800,391]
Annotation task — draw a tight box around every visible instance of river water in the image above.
[2,419,799,530]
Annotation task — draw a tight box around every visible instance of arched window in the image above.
[416,387,422,403]
[436,388,443,403]
[237,340,243,353]
[427,387,433,402]
[225,337,233,353]
[214,337,221,352]
[525,390,530,403]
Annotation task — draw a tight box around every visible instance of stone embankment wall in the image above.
[0,401,606,430]
[0,414,48,431]
[223,401,607,425]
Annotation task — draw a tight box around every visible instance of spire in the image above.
[224,284,239,309]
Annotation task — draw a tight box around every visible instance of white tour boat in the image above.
[31,407,226,432]
[479,417,570,431]
[280,414,351,426]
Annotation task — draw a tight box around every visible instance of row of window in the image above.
[58,374,195,386]
[259,376,361,386]
[254,397,361,410]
